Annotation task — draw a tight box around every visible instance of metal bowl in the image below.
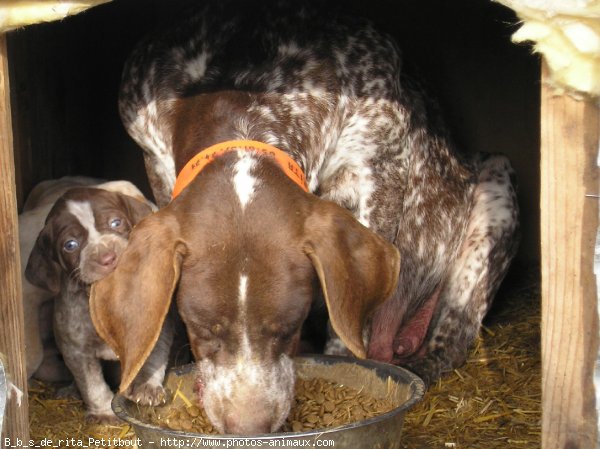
[112,355,425,449]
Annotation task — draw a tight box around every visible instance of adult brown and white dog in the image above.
[25,179,173,424]
[91,0,519,434]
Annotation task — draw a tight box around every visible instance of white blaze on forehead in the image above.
[233,152,258,208]
[66,200,102,244]
[238,274,248,306]
[238,274,252,361]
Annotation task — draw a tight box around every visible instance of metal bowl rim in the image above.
[112,354,425,440]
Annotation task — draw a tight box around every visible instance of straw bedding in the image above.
[27,268,540,448]
[400,267,541,448]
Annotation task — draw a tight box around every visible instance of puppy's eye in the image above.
[63,239,80,252]
[109,218,123,229]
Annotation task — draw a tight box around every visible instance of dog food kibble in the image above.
[283,377,394,431]
[142,377,395,433]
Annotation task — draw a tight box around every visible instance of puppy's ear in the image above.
[118,193,157,225]
[90,210,185,392]
[25,227,61,295]
[304,200,400,358]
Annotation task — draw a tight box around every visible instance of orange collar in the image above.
[171,140,308,199]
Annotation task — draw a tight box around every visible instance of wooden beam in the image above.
[540,62,599,448]
[0,34,29,445]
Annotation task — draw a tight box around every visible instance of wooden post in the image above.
[0,34,29,445]
[540,62,599,448]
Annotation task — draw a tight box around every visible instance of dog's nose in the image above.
[224,410,271,435]
[99,251,117,267]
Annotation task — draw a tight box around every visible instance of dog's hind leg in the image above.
[404,154,519,385]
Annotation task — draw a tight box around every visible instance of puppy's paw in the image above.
[124,382,166,406]
[85,411,121,426]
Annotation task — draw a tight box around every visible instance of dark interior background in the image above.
[7,0,540,263]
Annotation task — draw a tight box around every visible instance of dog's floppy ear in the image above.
[118,193,157,225]
[90,209,185,392]
[25,227,61,295]
[304,200,400,358]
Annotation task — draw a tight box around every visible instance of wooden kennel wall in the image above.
[539,65,599,448]
[0,0,596,448]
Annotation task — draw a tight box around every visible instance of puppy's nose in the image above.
[99,251,117,267]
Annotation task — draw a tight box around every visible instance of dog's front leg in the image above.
[61,350,119,424]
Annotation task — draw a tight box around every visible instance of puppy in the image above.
[92,0,519,434]
[20,176,105,381]
[25,182,172,424]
